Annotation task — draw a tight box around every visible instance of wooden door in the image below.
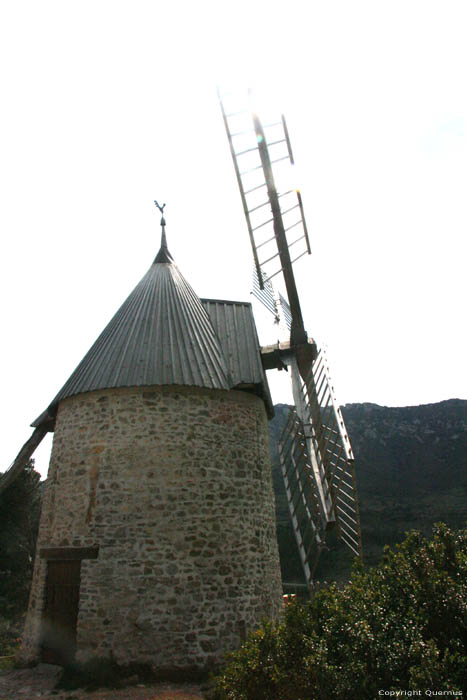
[40,560,81,665]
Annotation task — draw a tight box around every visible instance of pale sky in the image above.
[1,1,466,479]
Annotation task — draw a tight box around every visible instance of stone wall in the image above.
[21,385,283,670]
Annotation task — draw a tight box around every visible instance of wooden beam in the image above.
[0,426,50,493]
[40,546,99,560]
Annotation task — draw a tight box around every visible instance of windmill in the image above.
[1,87,361,672]
[218,88,362,586]
[7,201,284,669]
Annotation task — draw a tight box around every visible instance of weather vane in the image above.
[154,200,166,226]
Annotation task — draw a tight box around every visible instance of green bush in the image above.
[209,524,467,699]
[0,461,42,619]
[0,615,22,668]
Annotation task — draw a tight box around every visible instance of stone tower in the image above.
[20,219,283,671]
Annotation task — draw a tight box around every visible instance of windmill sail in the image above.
[278,293,292,331]
[278,408,326,581]
[219,90,310,287]
[278,350,362,579]
[219,87,362,588]
[252,266,279,323]
[218,88,310,346]
[288,348,362,557]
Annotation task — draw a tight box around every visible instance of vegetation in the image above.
[0,460,42,658]
[209,524,467,699]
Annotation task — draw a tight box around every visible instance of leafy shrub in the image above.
[0,615,22,668]
[0,461,42,619]
[209,524,467,699]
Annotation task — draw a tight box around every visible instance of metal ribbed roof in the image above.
[32,242,234,426]
[202,298,274,417]
[202,298,266,385]
[32,229,274,427]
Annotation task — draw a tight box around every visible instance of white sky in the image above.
[1,1,466,479]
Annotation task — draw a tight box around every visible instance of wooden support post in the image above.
[0,426,49,493]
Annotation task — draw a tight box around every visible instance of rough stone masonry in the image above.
[21,384,283,670]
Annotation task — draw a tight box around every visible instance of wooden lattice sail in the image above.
[279,348,362,579]
[218,87,362,588]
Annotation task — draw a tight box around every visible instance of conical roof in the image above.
[32,228,233,426]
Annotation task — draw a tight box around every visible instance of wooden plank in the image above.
[40,546,99,560]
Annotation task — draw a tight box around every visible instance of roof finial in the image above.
[153,200,173,264]
[154,200,166,227]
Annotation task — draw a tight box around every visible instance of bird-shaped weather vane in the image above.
[154,200,166,226]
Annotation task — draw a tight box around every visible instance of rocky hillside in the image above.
[269,399,467,585]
